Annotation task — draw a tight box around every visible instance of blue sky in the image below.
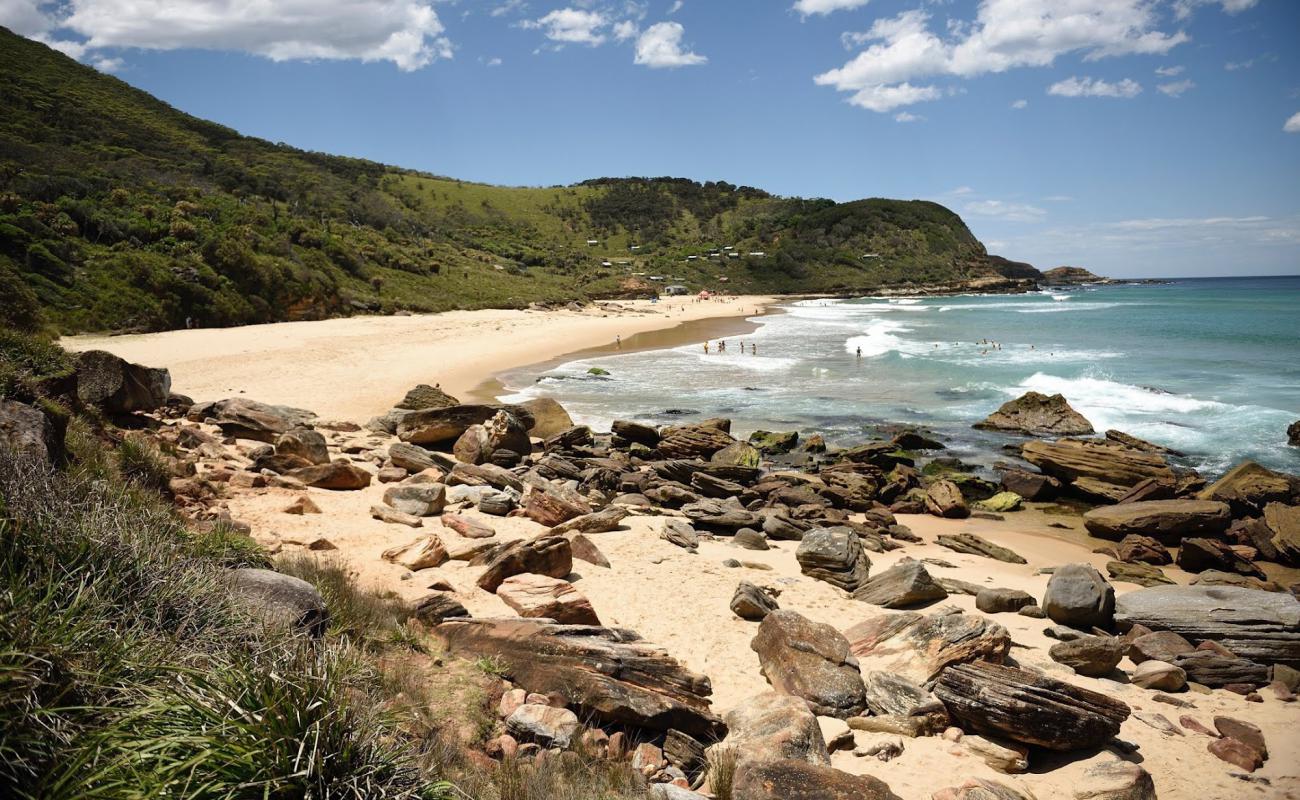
[7,0,1300,277]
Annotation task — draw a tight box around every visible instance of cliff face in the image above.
[986,255,1045,281]
[1041,266,1108,285]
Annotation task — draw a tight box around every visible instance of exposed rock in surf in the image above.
[974,391,1094,437]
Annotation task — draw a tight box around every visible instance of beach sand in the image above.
[63,295,775,422]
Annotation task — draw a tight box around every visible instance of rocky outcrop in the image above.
[732,758,900,800]
[796,528,871,592]
[287,460,371,490]
[1022,439,1175,489]
[934,662,1130,751]
[718,691,830,766]
[974,391,1094,437]
[435,617,724,738]
[935,533,1026,564]
[1176,537,1266,578]
[192,397,315,442]
[226,567,328,636]
[852,560,947,608]
[1289,420,1300,447]
[656,424,735,459]
[1042,563,1114,629]
[396,403,534,446]
[74,349,170,414]
[751,610,867,718]
[496,573,599,625]
[1041,266,1107,285]
[925,480,970,519]
[1114,585,1300,667]
[1083,499,1231,544]
[1198,460,1300,515]
[1264,502,1300,564]
[395,383,459,411]
[476,535,573,592]
[845,610,1010,684]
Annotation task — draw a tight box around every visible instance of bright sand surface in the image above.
[62,295,775,422]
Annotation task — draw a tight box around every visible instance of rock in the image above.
[0,399,55,464]
[382,537,449,570]
[1072,760,1157,800]
[732,582,780,621]
[748,430,799,454]
[497,573,599,625]
[74,350,171,414]
[395,383,459,410]
[1290,420,1300,447]
[1115,535,1172,564]
[435,618,724,738]
[712,441,762,468]
[1022,439,1174,489]
[925,480,970,519]
[440,512,495,539]
[936,533,1026,564]
[1048,635,1126,676]
[193,397,315,442]
[1129,631,1195,664]
[483,410,531,459]
[656,425,735,459]
[796,529,871,592]
[1177,537,1265,578]
[519,397,574,438]
[1207,736,1263,772]
[273,428,329,465]
[933,661,1130,751]
[999,469,1061,501]
[862,671,947,725]
[1265,502,1300,564]
[506,703,580,748]
[1169,651,1268,687]
[409,591,469,624]
[853,560,948,609]
[846,610,1010,684]
[933,778,1034,800]
[226,568,328,636]
[451,424,491,464]
[976,588,1035,614]
[388,442,442,473]
[1113,585,1300,667]
[286,461,371,490]
[282,495,321,515]
[1198,460,1299,515]
[734,528,770,550]
[383,484,447,517]
[476,490,515,516]
[1042,563,1115,630]
[976,492,1023,513]
[377,466,407,483]
[682,500,761,530]
[751,610,867,718]
[551,506,629,535]
[1083,500,1232,544]
[476,536,572,592]
[718,691,830,766]
[974,391,1094,436]
[961,736,1029,774]
[370,505,422,527]
[1130,660,1187,691]
[1106,561,1174,588]
[649,786,706,800]
[523,486,590,527]
[662,519,700,551]
[731,758,900,800]
[612,419,661,446]
[1215,716,1267,757]
[397,403,534,446]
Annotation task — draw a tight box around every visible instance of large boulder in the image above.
[275,428,329,465]
[1264,502,1300,564]
[0,399,55,464]
[1176,537,1266,578]
[476,535,573,592]
[1042,563,1115,630]
[388,442,443,473]
[518,397,574,438]
[732,758,900,800]
[287,460,371,490]
[999,468,1061,501]
[750,610,867,718]
[395,383,459,410]
[974,391,1094,436]
[934,661,1130,751]
[925,480,970,519]
[852,560,947,608]
[226,568,328,636]
[656,424,736,459]
[397,403,534,446]
[435,617,724,738]
[1048,635,1126,677]
[1082,499,1231,544]
[845,610,1010,684]
[718,691,830,767]
[795,528,871,592]
[731,582,780,621]
[496,573,599,625]
[1113,585,1300,667]
[1021,439,1174,489]
[74,349,171,414]
[191,397,315,442]
[1197,460,1300,515]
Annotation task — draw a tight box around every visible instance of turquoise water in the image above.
[500,276,1300,476]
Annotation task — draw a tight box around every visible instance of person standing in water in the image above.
[703,341,710,354]
[719,340,726,353]
[856,346,862,358]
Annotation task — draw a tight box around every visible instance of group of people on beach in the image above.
[703,339,757,355]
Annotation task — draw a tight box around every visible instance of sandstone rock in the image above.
[1022,439,1174,489]
[974,391,1094,437]
[436,618,724,738]
[75,349,171,414]
[961,736,1029,774]
[1083,499,1231,543]
[1169,651,1268,687]
[976,588,1035,614]
[274,428,329,465]
[1113,585,1300,667]
[862,670,947,727]
[1215,716,1267,757]
[282,495,321,515]
[662,519,700,551]
[796,529,871,592]
[0,400,55,464]
[194,397,314,442]
[976,492,1023,513]
[286,460,371,490]
[748,430,798,454]
[409,592,469,624]
[734,528,770,550]
[523,486,591,527]
[732,758,900,800]
[388,442,442,473]
[933,661,1130,751]
[925,480,970,519]
[1115,534,1172,564]
[1265,502,1300,564]
[936,532,1027,564]
[383,537,448,570]
[612,419,660,446]
[452,424,491,465]
[506,703,580,748]
[718,691,830,767]
[370,505,422,527]
[656,425,735,459]
[999,469,1061,501]
[226,568,328,636]
[682,499,761,530]
[933,778,1035,800]
[567,533,610,568]
[551,506,629,535]
[1198,460,1299,515]
[1106,561,1174,588]
[1177,537,1265,578]
[477,536,573,592]
[383,483,447,517]
[1048,635,1125,677]
[751,610,867,718]
[440,512,495,539]
[1042,563,1115,629]
[497,573,599,625]
[397,403,534,446]
[395,383,459,410]
[1129,631,1195,664]
[732,582,780,621]
[853,560,947,609]
[846,610,1010,684]
[519,397,574,438]
[1072,760,1157,800]
[1131,660,1187,691]
[1207,736,1263,772]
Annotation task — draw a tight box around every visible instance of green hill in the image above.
[0,27,1010,334]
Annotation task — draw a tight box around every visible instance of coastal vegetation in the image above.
[2,27,1007,335]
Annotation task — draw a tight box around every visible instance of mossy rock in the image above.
[977,491,1024,513]
[587,367,611,377]
[748,429,798,454]
[712,441,762,468]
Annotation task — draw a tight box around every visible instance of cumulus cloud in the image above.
[1157,79,1195,97]
[1285,112,1300,134]
[634,21,705,67]
[613,20,638,41]
[525,7,609,45]
[794,0,871,15]
[668,0,684,13]
[963,199,1047,222]
[1048,76,1142,99]
[1173,0,1259,20]
[816,1,1186,112]
[0,0,52,35]
[1011,98,1027,109]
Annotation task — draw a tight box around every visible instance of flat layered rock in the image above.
[796,528,871,592]
[936,532,1026,564]
[862,670,947,724]
[476,535,573,592]
[1197,460,1299,515]
[1048,635,1126,677]
[397,403,534,446]
[1265,502,1300,564]
[1169,651,1268,687]
[551,506,629,535]
[974,391,1094,436]
[1115,534,1172,564]
[751,610,867,718]
[718,691,830,767]
[287,460,371,490]
[1083,500,1231,544]
[497,573,599,625]
[192,397,315,442]
[845,610,1010,684]
[934,661,1130,751]
[656,425,736,459]
[1022,439,1175,489]
[732,758,900,800]
[435,617,724,739]
[853,560,947,608]
[1114,585,1300,667]
[1106,560,1173,587]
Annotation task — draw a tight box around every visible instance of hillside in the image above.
[1,27,1013,334]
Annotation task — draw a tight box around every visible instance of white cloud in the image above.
[947,186,975,196]
[613,20,638,41]
[0,0,53,35]
[1157,79,1195,97]
[1285,112,1300,134]
[794,0,871,15]
[1048,76,1141,98]
[1043,194,1073,202]
[485,56,503,66]
[668,0,684,13]
[18,0,454,71]
[1225,58,1254,71]
[525,8,609,46]
[894,111,922,122]
[1155,65,1184,76]
[634,21,705,68]
[816,2,1186,113]
[1011,98,1027,109]
[490,0,527,18]
[964,199,1046,222]
[92,55,123,72]
[1173,0,1259,21]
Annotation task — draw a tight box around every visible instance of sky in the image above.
[5,0,1300,278]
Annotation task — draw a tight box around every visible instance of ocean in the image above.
[498,276,1300,477]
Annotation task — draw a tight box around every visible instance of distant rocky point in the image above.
[1041,266,1110,285]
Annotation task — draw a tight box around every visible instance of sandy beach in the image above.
[63,295,776,422]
